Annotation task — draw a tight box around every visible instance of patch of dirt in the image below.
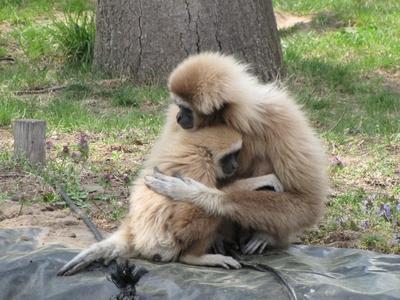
[323,230,361,248]
[0,167,54,203]
[0,200,107,249]
[274,11,313,30]
[0,22,13,35]
[376,69,400,94]
[0,129,13,152]
[35,11,65,26]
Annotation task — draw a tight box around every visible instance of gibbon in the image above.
[144,52,329,253]
[58,125,283,275]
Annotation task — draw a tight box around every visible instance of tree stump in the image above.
[94,0,282,83]
[13,119,46,165]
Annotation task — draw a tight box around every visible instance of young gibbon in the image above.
[144,52,329,253]
[58,125,283,275]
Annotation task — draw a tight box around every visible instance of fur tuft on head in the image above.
[168,52,251,115]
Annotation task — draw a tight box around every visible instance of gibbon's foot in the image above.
[58,239,122,276]
[241,232,276,255]
[180,254,241,270]
[144,168,219,202]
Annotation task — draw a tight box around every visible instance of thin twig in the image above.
[0,173,25,178]
[14,85,66,95]
[323,111,346,136]
[0,56,15,62]
[18,202,24,217]
[58,185,104,242]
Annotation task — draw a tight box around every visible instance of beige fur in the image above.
[149,52,329,245]
[58,125,253,275]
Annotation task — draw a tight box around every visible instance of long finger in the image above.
[258,241,268,254]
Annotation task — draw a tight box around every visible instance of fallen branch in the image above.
[58,185,104,242]
[0,56,15,62]
[15,85,66,95]
[0,173,25,178]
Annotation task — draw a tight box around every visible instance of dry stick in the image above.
[323,111,346,136]
[15,85,66,95]
[0,57,15,62]
[58,185,104,242]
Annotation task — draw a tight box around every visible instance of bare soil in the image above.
[275,11,313,30]
[0,200,104,249]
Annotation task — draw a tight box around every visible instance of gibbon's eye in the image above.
[176,106,194,129]
[220,150,240,177]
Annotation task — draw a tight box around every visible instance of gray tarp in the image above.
[1,228,399,300]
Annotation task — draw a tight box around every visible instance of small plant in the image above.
[112,86,139,107]
[51,11,95,65]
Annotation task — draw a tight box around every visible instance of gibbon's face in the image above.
[174,95,224,130]
[174,96,196,129]
[217,148,241,178]
[176,104,194,129]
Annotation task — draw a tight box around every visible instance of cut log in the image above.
[13,119,46,165]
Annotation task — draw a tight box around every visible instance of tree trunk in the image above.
[94,0,282,83]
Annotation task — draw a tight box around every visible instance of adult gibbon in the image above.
[58,125,282,275]
[145,52,329,253]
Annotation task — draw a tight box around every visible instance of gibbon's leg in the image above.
[144,170,321,242]
[179,232,242,269]
[216,175,284,254]
[58,226,130,276]
[180,254,241,269]
[222,177,284,254]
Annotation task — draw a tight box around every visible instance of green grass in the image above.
[0,92,165,134]
[0,0,93,24]
[275,0,400,137]
[51,11,95,65]
[0,0,399,252]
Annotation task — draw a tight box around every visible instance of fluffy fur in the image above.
[145,52,329,246]
[58,124,283,275]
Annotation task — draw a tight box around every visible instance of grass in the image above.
[51,11,95,65]
[0,0,399,252]
[275,0,400,136]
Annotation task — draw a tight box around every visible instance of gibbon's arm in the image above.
[221,174,283,193]
[144,170,322,240]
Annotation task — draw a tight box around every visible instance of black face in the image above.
[220,150,240,177]
[176,106,194,129]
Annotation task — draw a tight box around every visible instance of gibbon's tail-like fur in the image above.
[59,125,282,275]
[146,52,329,245]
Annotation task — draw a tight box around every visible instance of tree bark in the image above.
[94,0,282,83]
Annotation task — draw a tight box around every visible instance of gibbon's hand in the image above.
[57,239,121,276]
[144,168,221,203]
